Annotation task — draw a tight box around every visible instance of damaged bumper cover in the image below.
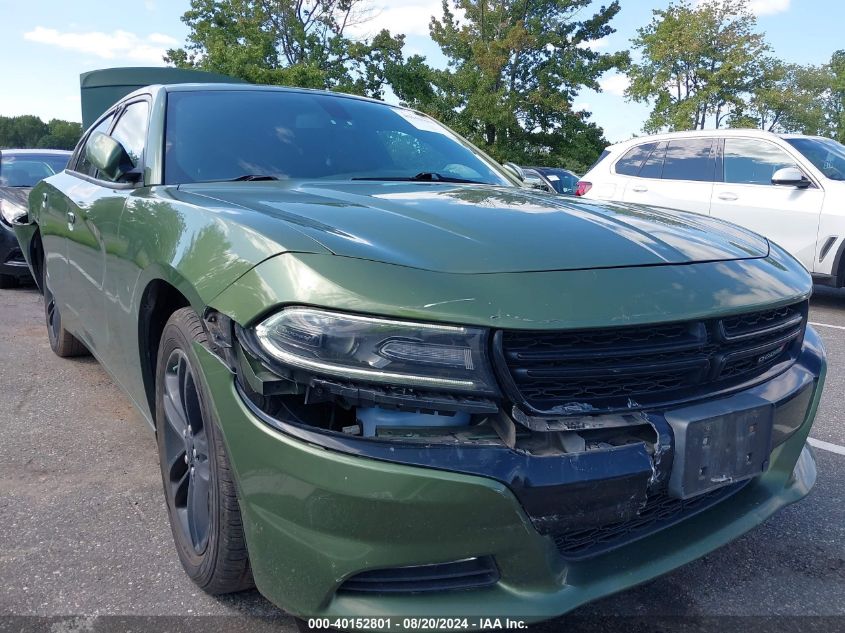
[194,322,825,619]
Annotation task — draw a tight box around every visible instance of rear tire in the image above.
[0,274,17,289]
[43,266,88,357]
[155,307,254,594]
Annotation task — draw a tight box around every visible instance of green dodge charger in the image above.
[7,82,825,623]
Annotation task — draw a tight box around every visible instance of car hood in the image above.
[174,181,769,274]
[0,187,31,209]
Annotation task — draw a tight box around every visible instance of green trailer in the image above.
[79,66,244,129]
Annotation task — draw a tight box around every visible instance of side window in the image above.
[110,101,150,167]
[615,143,658,176]
[639,141,667,179]
[661,139,715,182]
[74,115,114,177]
[724,139,797,185]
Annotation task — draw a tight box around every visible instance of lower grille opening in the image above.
[4,248,24,264]
[338,556,499,594]
[552,480,749,561]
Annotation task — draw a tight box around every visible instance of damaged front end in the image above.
[203,298,818,561]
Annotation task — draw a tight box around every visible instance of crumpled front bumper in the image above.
[194,326,824,622]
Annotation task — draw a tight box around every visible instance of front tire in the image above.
[155,307,253,594]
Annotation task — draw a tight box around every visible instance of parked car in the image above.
[0,149,71,287]
[578,129,845,285]
[15,84,824,625]
[522,166,579,195]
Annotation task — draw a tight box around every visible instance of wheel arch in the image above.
[137,276,194,423]
[28,226,45,294]
[832,238,845,287]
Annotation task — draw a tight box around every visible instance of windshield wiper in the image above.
[228,174,280,182]
[352,172,488,184]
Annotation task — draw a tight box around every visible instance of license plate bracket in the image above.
[665,393,774,499]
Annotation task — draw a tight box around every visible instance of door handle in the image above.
[718,192,738,201]
[42,192,49,206]
[67,211,76,227]
[631,185,648,193]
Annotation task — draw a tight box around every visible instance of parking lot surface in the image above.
[1,285,844,630]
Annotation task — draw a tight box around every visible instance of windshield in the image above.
[539,168,579,194]
[0,153,69,187]
[164,90,513,186]
[785,137,845,181]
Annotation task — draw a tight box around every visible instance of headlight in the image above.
[253,307,499,394]
[0,199,29,226]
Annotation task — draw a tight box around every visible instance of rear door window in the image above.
[614,143,658,176]
[661,139,715,182]
[639,142,667,179]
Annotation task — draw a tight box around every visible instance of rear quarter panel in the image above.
[583,146,626,200]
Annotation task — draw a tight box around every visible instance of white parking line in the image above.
[800,322,845,454]
[809,321,845,331]
[808,437,845,456]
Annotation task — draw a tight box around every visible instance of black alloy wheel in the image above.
[161,347,212,554]
[155,307,253,594]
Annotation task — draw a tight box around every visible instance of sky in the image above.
[1,0,843,143]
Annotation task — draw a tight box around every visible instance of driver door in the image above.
[64,98,150,363]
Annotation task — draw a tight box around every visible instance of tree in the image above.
[730,59,830,134]
[165,0,406,98]
[388,0,627,172]
[828,50,845,143]
[627,0,768,133]
[0,116,81,150]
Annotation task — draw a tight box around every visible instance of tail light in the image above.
[575,181,592,197]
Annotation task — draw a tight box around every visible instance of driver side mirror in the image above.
[772,167,811,189]
[502,162,526,182]
[86,132,138,183]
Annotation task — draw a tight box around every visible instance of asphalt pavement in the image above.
[1,285,844,631]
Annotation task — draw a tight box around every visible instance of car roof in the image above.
[122,82,392,109]
[0,149,73,156]
[778,133,836,142]
[606,128,791,149]
[526,166,576,175]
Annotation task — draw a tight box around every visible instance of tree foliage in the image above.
[730,59,830,134]
[627,0,767,132]
[389,0,627,172]
[828,50,845,143]
[0,116,82,150]
[165,0,406,98]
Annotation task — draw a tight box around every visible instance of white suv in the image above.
[578,129,845,285]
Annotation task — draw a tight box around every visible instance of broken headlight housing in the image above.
[253,307,498,395]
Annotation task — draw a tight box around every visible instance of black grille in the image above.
[553,481,748,560]
[498,301,807,414]
[339,556,499,594]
